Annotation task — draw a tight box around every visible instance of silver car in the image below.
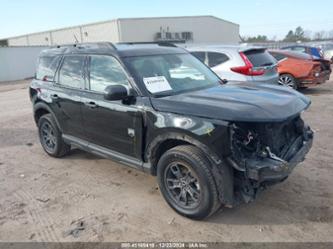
[185,45,279,84]
[322,43,333,62]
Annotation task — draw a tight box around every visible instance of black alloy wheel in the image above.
[38,114,70,157]
[164,162,201,209]
[157,145,226,219]
[40,121,57,153]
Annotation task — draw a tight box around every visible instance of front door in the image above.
[81,55,143,158]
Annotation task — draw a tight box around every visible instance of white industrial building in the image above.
[0,46,46,81]
[1,16,240,46]
[0,15,240,82]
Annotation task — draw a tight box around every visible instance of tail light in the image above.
[231,52,265,76]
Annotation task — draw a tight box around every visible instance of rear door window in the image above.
[58,55,85,89]
[270,52,287,61]
[244,49,277,67]
[36,56,61,81]
[292,46,306,53]
[207,52,229,67]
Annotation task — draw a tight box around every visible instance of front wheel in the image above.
[278,73,298,89]
[157,145,222,219]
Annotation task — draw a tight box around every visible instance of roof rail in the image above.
[117,41,183,47]
[104,42,118,50]
[51,44,76,49]
[52,42,117,50]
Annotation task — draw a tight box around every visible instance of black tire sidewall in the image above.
[157,148,216,219]
[38,114,62,156]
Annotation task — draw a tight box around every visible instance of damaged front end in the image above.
[228,116,313,203]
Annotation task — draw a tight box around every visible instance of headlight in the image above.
[173,117,194,129]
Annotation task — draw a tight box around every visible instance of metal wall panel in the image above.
[118,16,240,43]
[6,16,240,46]
[81,20,119,42]
[0,47,46,82]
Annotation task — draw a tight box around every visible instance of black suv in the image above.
[30,42,313,219]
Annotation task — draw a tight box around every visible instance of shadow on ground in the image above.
[299,84,333,96]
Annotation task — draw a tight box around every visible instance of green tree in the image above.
[243,35,268,42]
[283,27,309,42]
[295,26,305,40]
[284,30,295,42]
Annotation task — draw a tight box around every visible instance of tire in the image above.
[278,73,298,89]
[298,86,308,90]
[157,145,223,220]
[38,114,70,158]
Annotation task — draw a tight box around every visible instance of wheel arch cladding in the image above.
[146,132,223,175]
[280,72,295,77]
[34,108,50,123]
[147,135,235,207]
[33,102,62,131]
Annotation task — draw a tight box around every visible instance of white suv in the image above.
[185,45,279,84]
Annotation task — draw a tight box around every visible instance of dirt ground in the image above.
[0,78,332,243]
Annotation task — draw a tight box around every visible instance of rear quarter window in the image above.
[36,56,61,81]
[191,52,206,63]
[207,52,229,67]
[244,49,277,67]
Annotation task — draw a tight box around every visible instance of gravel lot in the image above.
[0,78,332,242]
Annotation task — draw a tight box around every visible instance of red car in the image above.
[269,50,331,89]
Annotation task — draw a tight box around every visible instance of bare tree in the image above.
[329,30,333,39]
[313,31,327,41]
[304,30,312,40]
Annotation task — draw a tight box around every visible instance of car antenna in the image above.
[73,35,79,44]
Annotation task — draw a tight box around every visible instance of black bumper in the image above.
[245,130,313,183]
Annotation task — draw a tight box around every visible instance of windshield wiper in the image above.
[154,92,172,98]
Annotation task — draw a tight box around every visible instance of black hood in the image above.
[150,83,311,122]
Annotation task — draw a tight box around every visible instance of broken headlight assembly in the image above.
[228,116,313,203]
[229,116,313,181]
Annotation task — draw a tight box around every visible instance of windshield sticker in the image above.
[143,76,172,93]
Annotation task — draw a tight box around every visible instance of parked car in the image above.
[30,42,313,219]
[282,45,323,59]
[269,49,331,89]
[184,45,279,84]
[321,43,333,62]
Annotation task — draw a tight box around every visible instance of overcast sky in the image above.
[1,0,332,40]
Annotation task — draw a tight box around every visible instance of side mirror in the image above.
[104,85,134,101]
[42,75,55,82]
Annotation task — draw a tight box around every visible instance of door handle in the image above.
[50,94,59,100]
[84,101,98,108]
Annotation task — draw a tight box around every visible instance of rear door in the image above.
[51,55,86,139]
[243,49,279,83]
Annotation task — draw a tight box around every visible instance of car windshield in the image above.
[124,53,221,96]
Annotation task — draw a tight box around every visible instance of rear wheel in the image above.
[278,74,297,89]
[38,114,70,157]
[157,145,223,219]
